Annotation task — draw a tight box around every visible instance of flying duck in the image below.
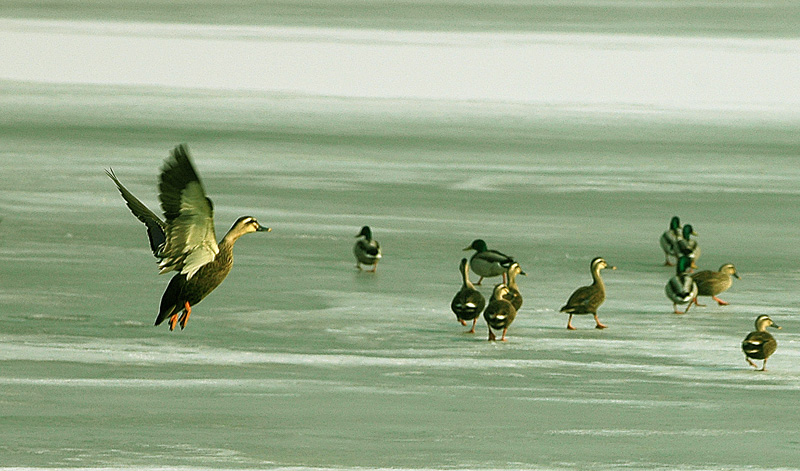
[107,144,271,331]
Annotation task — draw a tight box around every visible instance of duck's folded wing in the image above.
[157,144,219,279]
[484,249,515,266]
[106,169,167,256]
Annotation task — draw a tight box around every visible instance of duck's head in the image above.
[670,216,681,230]
[682,224,697,239]
[230,216,271,236]
[463,239,488,252]
[356,225,373,240]
[591,257,616,272]
[507,262,526,277]
[676,255,693,274]
[459,257,469,273]
[491,283,510,300]
[719,263,741,279]
[755,315,780,332]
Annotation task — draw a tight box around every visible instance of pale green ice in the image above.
[1,2,800,470]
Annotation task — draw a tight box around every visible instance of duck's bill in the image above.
[257,226,272,232]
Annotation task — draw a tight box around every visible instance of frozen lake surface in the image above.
[2,2,800,470]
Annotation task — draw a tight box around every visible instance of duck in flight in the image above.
[107,144,271,331]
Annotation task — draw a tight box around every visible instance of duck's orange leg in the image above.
[169,314,179,331]
[179,302,192,330]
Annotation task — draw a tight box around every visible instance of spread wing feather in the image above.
[157,144,219,279]
[106,169,167,257]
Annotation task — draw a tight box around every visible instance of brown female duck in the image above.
[483,284,517,341]
[691,263,740,306]
[107,144,271,331]
[742,315,780,371]
[450,258,486,333]
[504,262,526,311]
[560,257,615,330]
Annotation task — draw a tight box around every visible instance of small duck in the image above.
[483,284,518,341]
[742,315,780,371]
[560,257,615,330]
[692,263,741,306]
[676,224,700,267]
[659,216,682,266]
[107,144,271,331]
[504,262,526,311]
[450,258,486,333]
[463,239,516,285]
[354,226,381,272]
[665,256,698,314]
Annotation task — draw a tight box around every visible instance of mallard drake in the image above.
[560,257,615,330]
[107,144,271,331]
[659,216,682,266]
[676,224,700,267]
[742,315,780,371]
[483,284,517,341]
[504,262,526,311]
[463,239,516,285]
[354,226,381,272]
[692,263,740,306]
[450,258,486,333]
[665,256,698,314]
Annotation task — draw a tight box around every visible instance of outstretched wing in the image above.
[106,168,167,256]
[157,144,219,279]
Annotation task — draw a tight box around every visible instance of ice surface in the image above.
[2,3,800,470]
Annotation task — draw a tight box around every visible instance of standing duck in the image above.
[463,239,516,285]
[107,144,271,331]
[504,262,526,311]
[659,216,682,266]
[692,263,741,306]
[676,224,700,267]
[354,226,381,272]
[665,256,698,314]
[450,258,486,333]
[560,257,615,330]
[483,284,518,341]
[742,315,780,371]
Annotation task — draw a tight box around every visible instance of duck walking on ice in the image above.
[560,257,615,330]
[483,284,518,341]
[742,315,780,371]
[659,216,682,266]
[463,239,516,285]
[503,262,525,311]
[450,258,486,333]
[665,256,698,314]
[107,144,271,331]
[692,263,740,306]
[354,226,381,272]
